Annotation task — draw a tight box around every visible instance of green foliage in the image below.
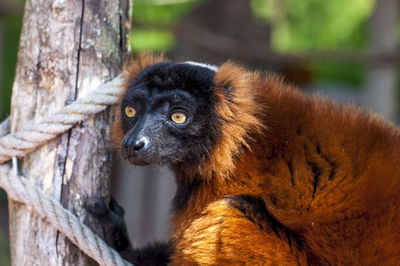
[251,0,375,86]
[0,189,7,205]
[1,14,23,121]
[251,0,374,52]
[251,0,277,23]
[312,61,366,88]
[0,228,10,266]
[131,0,200,52]
[133,0,199,25]
[131,29,174,52]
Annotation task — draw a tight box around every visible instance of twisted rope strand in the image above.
[0,75,124,163]
[0,164,131,266]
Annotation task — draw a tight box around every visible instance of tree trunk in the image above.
[8,0,131,265]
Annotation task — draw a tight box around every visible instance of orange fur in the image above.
[184,62,266,181]
[173,199,306,265]
[117,53,400,265]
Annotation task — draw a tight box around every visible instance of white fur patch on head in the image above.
[183,61,219,72]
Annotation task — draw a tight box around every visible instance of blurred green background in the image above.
[129,0,375,85]
[0,0,398,264]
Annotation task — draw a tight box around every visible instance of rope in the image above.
[0,164,131,266]
[0,74,123,164]
[0,74,133,266]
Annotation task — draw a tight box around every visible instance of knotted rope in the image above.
[0,75,133,266]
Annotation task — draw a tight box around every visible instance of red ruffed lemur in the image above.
[87,53,400,265]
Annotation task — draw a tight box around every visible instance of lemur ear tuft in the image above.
[122,52,166,92]
[193,61,265,180]
[213,61,252,91]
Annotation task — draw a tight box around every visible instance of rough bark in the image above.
[8,0,131,265]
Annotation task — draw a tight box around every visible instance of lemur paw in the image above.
[86,196,131,251]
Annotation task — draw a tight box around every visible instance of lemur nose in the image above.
[133,140,145,151]
[122,135,149,154]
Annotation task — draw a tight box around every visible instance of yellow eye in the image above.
[171,112,187,124]
[125,106,136,118]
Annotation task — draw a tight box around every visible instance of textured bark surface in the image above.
[8,0,131,265]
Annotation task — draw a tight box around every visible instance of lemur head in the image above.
[112,53,263,179]
[119,60,219,166]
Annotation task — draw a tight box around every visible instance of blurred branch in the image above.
[0,1,24,16]
[133,21,400,66]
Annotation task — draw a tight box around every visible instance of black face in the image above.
[120,62,220,166]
